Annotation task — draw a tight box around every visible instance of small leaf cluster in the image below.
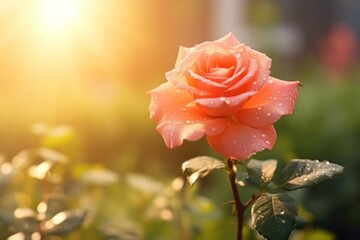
[182,156,344,240]
[0,148,88,239]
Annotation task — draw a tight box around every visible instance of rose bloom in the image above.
[149,33,299,160]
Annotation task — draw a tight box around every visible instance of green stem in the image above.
[227,159,245,240]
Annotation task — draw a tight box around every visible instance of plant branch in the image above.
[227,158,245,240]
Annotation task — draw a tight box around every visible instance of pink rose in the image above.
[149,33,299,160]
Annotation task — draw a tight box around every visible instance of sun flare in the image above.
[39,0,80,31]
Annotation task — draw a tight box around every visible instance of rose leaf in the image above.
[246,159,278,189]
[182,156,226,187]
[251,193,298,240]
[278,159,344,191]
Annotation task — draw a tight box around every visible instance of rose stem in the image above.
[227,158,245,240]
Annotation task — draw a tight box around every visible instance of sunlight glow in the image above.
[40,0,80,30]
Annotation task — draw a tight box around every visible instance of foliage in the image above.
[0,129,233,239]
[182,157,344,240]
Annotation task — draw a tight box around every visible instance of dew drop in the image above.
[303,177,308,182]
[261,134,266,138]
[267,112,272,116]
[280,211,285,215]
[220,97,226,101]
[281,219,286,223]
[265,140,270,144]
[185,120,192,124]
[268,79,274,84]
[324,160,330,164]
[257,106,262,110]
[209,127,217,133]
[278,102,283,106]
[225,100,231,104]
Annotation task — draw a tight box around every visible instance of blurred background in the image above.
[0,0,359,239]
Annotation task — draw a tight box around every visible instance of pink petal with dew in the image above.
[238,77,300,128]
[149,82,225,148]
[246,48,272,90]
[187,69,227,93]
[214,32,241,48]
[195,91,257,117]
[224,59,258,93]
[207,123,277,160]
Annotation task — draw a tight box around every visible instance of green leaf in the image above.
[279,159,344,191]
[182,156,226,187]
[251,193,298,240]
[13,208,39,234]
[41,209,87,235]
[246,159,277,188]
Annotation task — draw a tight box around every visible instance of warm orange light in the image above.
[39,0,80,31]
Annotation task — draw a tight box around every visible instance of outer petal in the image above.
[237,77,300,128]
[195,91,257,117]
[149,82,226,148]
[207,123,277,160]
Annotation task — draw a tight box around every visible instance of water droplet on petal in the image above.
[324,160,329,164]
[268,79,274,84]
[257,107,262,110]
[280,211,285,215]
[267,112,272,116]
[265,140,270,144]
[261,134,266,138]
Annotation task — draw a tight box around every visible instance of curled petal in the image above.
[149,82,225,148]
[238,77,300,128]
[187,69,227,93]
[207,123,277,160]
[224,59,259,93]
[195,91,257,117]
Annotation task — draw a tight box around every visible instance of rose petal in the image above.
[238,77,300,128]
[187,69,227,93]
[224,58,258,93]
[175,46,191,67]
[149,82,223,148]
[207,123,277,160]
[195,91,257,117]
[247,48,272,90]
